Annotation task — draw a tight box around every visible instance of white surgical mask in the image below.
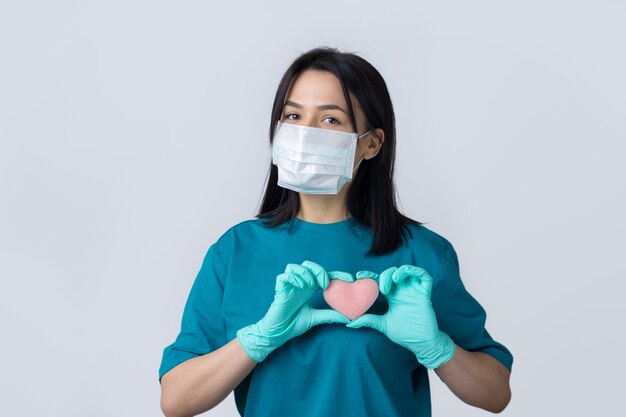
[272,121,372,194]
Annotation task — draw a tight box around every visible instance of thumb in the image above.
[346,314,385,332]
[309,308,350,326]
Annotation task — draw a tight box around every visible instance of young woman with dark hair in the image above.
[159,46,513,417]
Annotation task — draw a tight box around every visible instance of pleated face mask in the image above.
[272,121,372,194]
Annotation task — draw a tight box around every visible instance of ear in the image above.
[371,128,385,146]
[364,128,384,159]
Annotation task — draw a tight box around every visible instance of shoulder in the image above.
[403,221,454,254]
[402,221,457,275]
[200,218,263,274]
[209,217,269,249]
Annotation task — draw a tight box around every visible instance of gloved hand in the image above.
[346,265,456,369]
[236,260,350,362]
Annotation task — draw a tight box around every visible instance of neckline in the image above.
[289,216,357,232]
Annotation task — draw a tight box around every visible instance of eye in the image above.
[284,113,299,121]
[323,116,340,125]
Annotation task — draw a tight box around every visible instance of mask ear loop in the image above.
[358,130,372,139]
[360,129,382,147]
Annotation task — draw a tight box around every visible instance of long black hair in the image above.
[255,46,425,256]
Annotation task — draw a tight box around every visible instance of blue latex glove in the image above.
[236,260,350,362]
[346,265,457,369]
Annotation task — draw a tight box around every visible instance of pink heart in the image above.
[323,277,379,320]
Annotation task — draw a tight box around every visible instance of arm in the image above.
[160,261,349,417]
[434,345,511,413]
[429,241,514,413]
[350,244,514,414]
[160,337,257,417]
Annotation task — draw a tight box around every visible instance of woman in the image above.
[158,46,513,417]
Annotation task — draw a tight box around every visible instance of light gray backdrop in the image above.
[1,1,624,416]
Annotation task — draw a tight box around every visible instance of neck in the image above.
[296,184,352,224]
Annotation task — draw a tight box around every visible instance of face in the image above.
[280,69,384,170]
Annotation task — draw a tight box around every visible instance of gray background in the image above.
[1,1,624,416]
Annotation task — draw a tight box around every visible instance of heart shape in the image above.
[323,277,379,320]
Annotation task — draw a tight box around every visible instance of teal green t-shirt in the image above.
[158,216,513,417]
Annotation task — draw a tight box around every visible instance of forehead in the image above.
[285,69,348,106]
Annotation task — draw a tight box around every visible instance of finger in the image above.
[417,270,433,294]
[309,308,350,326]
[379,267,397,295]
[285,263,321,290]
[274,272,303,292]
[345,313,385,333]
[407,264,431,279]
[391,265,412,284]
[300,260,329,289]
[328,271,354,283]
[355,270,379,283]
[393,265,433,295]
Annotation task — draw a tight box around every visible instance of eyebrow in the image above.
[284,100,348,115]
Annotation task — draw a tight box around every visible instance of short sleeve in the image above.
[431,240,514,373]
[158,241,228,383]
